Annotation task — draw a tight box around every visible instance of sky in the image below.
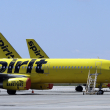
[0,0,110,59]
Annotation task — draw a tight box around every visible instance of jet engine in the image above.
[0,77,31,90]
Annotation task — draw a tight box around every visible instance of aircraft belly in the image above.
[38,69,110,83]
[31,73,41,83]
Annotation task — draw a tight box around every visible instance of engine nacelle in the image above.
[2,78,31,90]
[31,83,53,90]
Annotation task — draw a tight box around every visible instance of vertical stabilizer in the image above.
[0,33,21,58]
[26,39,49,58]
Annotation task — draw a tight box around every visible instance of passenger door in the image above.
[44,64,50,74]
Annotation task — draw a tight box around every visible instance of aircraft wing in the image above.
[0,73,27,78]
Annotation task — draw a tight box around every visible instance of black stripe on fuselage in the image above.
[7,59,17,73]
[14,60,29,73]
[26,59,36,73]
[0,61,7,73]
[35,59,47,73]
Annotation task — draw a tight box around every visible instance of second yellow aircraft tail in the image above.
[26,39,49,58]
[0,33,21,58]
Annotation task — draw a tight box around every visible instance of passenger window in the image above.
[9,66,11,68]
[84,66,86,69]
[81,66,83,69]
[65,66,67,69]
[78,66,80,69]
[62,66,64,69]
[53,66,55,69]
[22,66,24,69]
[71,66,73,69]
[59,66,61,69]
[75,66,76,69]
[56,66,58,69]
[90,66,92,68]
[3,66,5,69]
[87,66,89,69]
[28,66,30,69]
[68,66,70,69]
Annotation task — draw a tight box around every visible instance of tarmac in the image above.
[0,86,110,110]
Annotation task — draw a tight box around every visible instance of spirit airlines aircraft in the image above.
[0,33,110,95]
[26,39,110,92]
[0,33,53,95]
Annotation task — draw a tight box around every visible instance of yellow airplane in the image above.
[26,38,110,92]
[0,58,110,95]
[0,33,53,95]
[1,33,110,95]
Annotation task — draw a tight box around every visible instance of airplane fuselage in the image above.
[0,58,110,84]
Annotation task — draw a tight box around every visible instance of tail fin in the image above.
[0,33,21,58]
[26,39,49,58]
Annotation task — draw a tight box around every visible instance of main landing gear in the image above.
[97,84,104,95]
[7,90,16,95]
[97,90,104,95]
[75,85,83,92]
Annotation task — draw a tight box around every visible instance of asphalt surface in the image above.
[0,86,110,110]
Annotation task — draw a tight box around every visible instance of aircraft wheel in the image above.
[75,86,83,92]
[7,90,16,95]
[97,90,104,95]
